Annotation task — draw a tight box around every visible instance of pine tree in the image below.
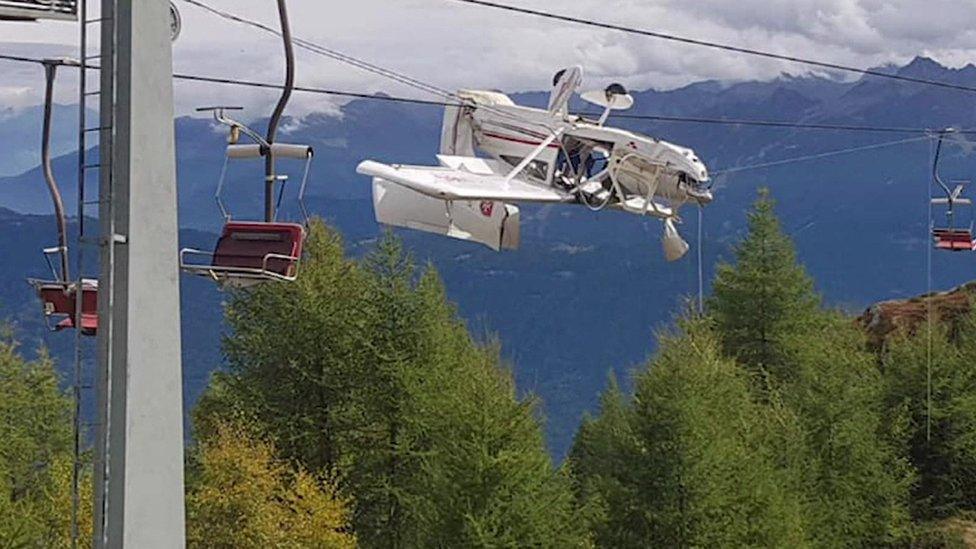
[709,188,821,386]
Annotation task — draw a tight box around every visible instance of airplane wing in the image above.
[356,159,573,204]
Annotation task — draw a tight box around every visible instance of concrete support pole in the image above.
[93,0,186,546]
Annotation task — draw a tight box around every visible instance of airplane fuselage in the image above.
[462,101,712,216]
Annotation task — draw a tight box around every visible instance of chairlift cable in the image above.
[178,0,587,135]
[0,52,45,63]
[184,0,960,140]
[599,112,941,135]
[697,206,704,315]
[712,136,931,176]
[926,136,935,443]
[449,0,976,96]
[3,53,974,137]
[179,0,466,106]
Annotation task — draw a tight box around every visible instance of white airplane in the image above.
[356,66,712,261]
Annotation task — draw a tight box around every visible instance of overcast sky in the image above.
[2,0,976,117]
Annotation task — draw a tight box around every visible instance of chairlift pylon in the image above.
[930,130,976,252]
[27,60,98,336]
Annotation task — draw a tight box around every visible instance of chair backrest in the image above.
[212,222,305,276]
[38,283,75,316]
[79,282,97,313]
[933,228,974,240]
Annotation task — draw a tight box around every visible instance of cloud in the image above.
[1,0,975,118]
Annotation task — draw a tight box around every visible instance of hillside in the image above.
[860,282,976,347]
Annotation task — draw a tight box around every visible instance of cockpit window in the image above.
[555,137,614,185]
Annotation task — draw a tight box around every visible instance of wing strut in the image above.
[504,127,565,183]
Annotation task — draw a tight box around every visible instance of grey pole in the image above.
[93,0,186,547]
[40,60,71,282]
[263,0,295,222]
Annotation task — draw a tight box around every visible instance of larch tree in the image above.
[781,316,914,546]
[708,188,821,388]
[568,374,647,548]
[708,189,914,545]
[882,310,976,520]
[195,222,587,547]
[0,330,89,548]
[185,420,355,549]
[570,319,805,547]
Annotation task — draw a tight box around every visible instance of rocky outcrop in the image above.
[858,283,976,347]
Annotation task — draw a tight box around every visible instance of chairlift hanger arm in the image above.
[931,128,962,201]
[40,59,70,282]
[264,0,297,222]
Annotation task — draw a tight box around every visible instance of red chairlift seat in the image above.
[28,278,98,336]
[932,228,976,251]
[180,221,305,288]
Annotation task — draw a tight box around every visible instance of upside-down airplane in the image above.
[356,66,712,261]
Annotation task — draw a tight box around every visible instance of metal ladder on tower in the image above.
[71,0,114,546]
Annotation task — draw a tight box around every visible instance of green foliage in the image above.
[0,332,90,548]
[186,420,355,549]
[570,320,805,547]
[569,374,647,547]
[574,190,918,547]
[196,221,586,547]
[882,310,976,520]
[779,316,914,546]
[709,188,821,386]
[705,189,913,545]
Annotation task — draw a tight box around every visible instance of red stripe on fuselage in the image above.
[482,131,560,149]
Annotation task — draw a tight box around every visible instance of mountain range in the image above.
[2,56,975,456]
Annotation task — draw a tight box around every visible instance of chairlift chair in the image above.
[28,244,97,335]
[25,60,98,335]
[179,138,314,288]
[28,278,98,335]
[185,0,303,289]
[932,181,976,251]
[930,131,976,252]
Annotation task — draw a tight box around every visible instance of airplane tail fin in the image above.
[547,65,583,115]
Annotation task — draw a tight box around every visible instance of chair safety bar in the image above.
[179,248,300,284]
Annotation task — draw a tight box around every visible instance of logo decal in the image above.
[480,201,494,217]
